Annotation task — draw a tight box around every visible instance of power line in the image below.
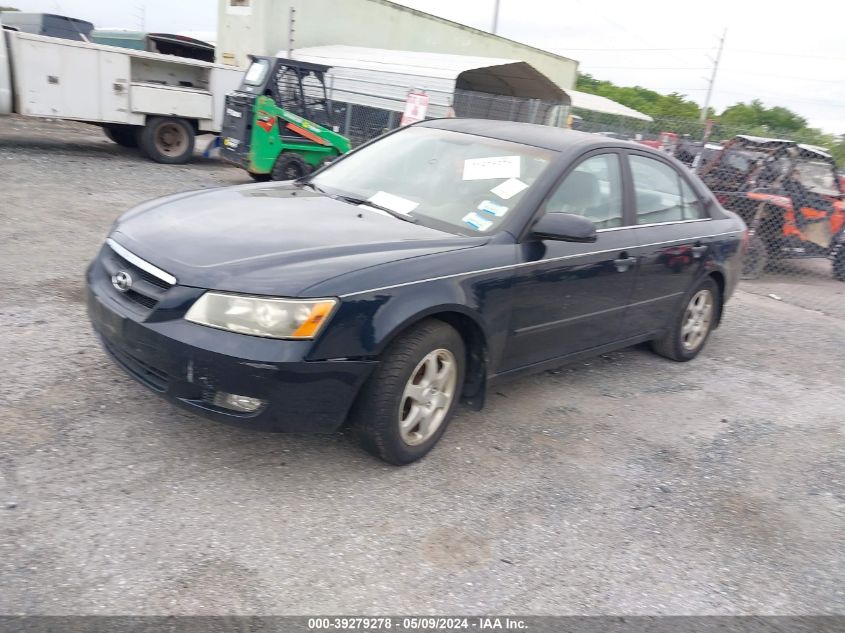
[586,66,710,70]
[561,47,710,51]
[729,48,845,61]
[559,46,844,61]
[720,69,845,83]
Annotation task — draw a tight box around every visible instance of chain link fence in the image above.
[328,89,567,147]
[568,111,845,317]
[320,92,845,317]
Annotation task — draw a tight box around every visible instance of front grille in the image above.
[125,289,158,309]
[101,244,173,315]
[112,251,171,290]
[101,336,169,392]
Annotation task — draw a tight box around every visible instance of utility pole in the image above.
[700,28,726,124]
[491,0,501,34]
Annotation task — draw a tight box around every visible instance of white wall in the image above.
[216,0,578,90]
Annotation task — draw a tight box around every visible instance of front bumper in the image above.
[86,261,376,433]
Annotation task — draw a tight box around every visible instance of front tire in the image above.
[103,124,139,148]
[651,277,719,362]
[351,319,465,465]
[138,117,195,164]
[248,171,272,182]
[270,152,310,181]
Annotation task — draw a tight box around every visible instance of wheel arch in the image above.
[377,306,489,409]
[707,269,726,327]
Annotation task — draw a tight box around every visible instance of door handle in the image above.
[613,253,636,272]
[692,242,708,258]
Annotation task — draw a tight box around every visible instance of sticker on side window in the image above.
[462,211,493,231]
[462,156,521,180]
[477,199,508,217]
[490,177,529,200]
[368,191,419,215]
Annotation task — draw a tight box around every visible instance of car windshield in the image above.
[310,127,556,235]
[722,149,768,173]
[794,160,840,195]
[243,59,269,86]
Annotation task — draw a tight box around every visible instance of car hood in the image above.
[111,182,487,296]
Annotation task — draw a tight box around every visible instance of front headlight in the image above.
[185,293,337,339]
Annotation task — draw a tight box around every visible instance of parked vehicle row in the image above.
[698,135,845,280]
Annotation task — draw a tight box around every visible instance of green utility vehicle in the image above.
[220,56,350,181]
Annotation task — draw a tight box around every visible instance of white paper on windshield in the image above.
[368,191,419,215]
[462,156,521,181]
[477,199,509,217]
[462,211,494,232]
[490,177,529,200]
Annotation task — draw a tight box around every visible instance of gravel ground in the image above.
[1,117,843,615]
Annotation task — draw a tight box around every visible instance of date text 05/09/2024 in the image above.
[306,617,528,631]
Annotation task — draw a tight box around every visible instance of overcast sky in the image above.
[7,0,844,133]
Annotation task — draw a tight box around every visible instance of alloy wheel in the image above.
[681,289,714,351]
[398,349,457,446]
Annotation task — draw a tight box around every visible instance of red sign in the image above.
[400,91,429,126]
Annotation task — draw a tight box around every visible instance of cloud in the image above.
[393,0,845,134]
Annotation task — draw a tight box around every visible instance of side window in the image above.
[544,154,623,229]
[680,178,706,220]
[630,155,684,224]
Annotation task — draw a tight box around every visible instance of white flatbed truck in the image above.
[0,20,243,163]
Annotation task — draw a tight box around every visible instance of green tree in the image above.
[0,6,20,10]
[576,73,704,122]
[719,99,807,132]
[574,73,843,167]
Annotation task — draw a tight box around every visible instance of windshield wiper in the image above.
[296,180,328,195]
[335,195,418,223]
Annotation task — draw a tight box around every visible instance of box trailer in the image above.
[0,19,243,163]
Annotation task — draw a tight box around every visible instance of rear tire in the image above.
[270,152,310,181]
[651,277,719,362]
[351,319,465,465]
[103,125,139,148]
[138,117,195,164]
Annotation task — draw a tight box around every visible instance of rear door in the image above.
[500,151,641,371]
[624,151,716,334]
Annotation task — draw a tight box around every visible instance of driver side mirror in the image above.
[531,213,597,243]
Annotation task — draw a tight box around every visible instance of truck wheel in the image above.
[103,125,138,148]
[350,319,465,465]
[270,153,309,181]
[138,117,195,164]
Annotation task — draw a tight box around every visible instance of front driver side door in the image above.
[500,151,641,372]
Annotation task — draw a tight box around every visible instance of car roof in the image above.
[419,118,649,154]
[797,144,832,159]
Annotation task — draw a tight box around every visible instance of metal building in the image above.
[216,0,579,91]
[216,0,652,129]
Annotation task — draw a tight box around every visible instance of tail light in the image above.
[741,228,750,251]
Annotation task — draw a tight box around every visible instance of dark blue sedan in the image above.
[87,119,747,464]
